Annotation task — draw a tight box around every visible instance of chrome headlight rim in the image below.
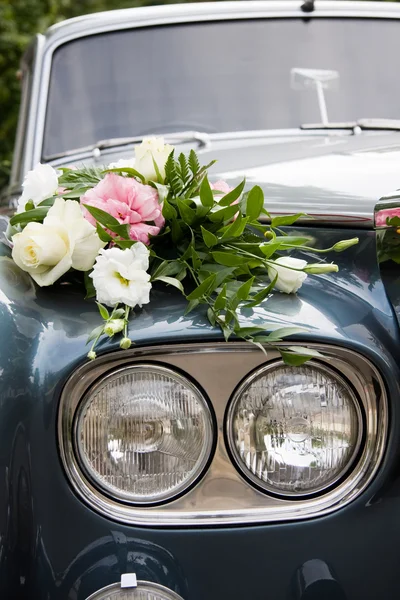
[70,361,216,507]
[225,359,365,499]
[85,580,184,600]
[58,343,388,527]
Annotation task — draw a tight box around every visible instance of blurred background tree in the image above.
[0,0,188,192]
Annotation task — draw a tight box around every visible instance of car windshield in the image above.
[43,17,400,158]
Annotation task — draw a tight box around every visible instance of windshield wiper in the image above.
[45,130,211,161]
[301,118,400,132]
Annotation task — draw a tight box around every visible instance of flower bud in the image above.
[120,337,132,350]
[104,319,125,337]
[87,350,97,360]
[304,263,339,274]
[332,238,359,252]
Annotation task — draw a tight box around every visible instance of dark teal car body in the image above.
[2,2,400,599]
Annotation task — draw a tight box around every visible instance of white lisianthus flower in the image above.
[108,157,136,170]
[134,137,174,182]
[16,163,59,213]
[11,198,105,286]
[267,256,308,294]
[90,243,152,307]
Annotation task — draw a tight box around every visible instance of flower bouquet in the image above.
[7,138,358,362]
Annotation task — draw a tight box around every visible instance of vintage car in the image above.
[2,1,400,598]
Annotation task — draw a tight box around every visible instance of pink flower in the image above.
[375,207,400,227]
[81,173,164,245]
[210,180,233,195]
[211,180,240,221]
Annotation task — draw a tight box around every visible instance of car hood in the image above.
[202,131,400,227]
[0,228,398,377]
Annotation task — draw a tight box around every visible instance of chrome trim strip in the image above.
[58,342,388,527]
[85,580,184,600]
[225,360,364,498]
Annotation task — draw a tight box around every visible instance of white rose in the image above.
[17,163,59,213]
[108,157,136,169]
[134,137,174,182]
[267,256,308,294]
[90,243,152,307]
[12,198,105,286]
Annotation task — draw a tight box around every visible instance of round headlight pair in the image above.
[71,359,363,505]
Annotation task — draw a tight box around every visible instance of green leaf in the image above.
[96,223,113,242]
[201,264,236,287]
[86,325,105,344]
[96,302,110,320]
[275,235,312,247]
[37,196,57,207]
[260,326,307,342]
[245,185,264,220]
[219,213,247,240]
[113,239,136,249]
[235,326,270,337]
[208,204,241,223]
[150,182,170,203]
[61,187,90,199]
[271,213,306,228]
[111,308,126,318]
[171,220,183,243]
[244,275,277,307]
[191,247,201,270]
[152,260,183,279]
[186,273,217,300]
[237,277,255,301]
[103,167,145,184]
[84,271,96,299]
[280,346,323,366]
[177,199,196,225]
[218,179,245,206]
[199,176,214,207]
[212,251,247,267]
[162,199,177,220]
[10,207,50,226]
[259,241,284,259]
[152,157,162,182]
[184,299,200,315]
[201,226,218,248]
[83,204,120,230]
[207,307,216,326]
[154,276,184,292]
[214,284,227,310]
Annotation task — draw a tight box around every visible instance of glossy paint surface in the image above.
[0,227,400,599]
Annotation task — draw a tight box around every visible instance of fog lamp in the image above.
[86,580,184,600]
[226,361,363,496]
[74,364,214,504]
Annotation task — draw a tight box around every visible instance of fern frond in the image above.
[188,149,200,176]
[178,153,190,185]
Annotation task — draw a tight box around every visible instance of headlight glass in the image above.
[226,361,363,497]
[74,364,214,504]
[86,581,184,600]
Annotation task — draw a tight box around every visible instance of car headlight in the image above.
[73,364,214,504]
[226,360,363,497]
[86,580,184,600]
